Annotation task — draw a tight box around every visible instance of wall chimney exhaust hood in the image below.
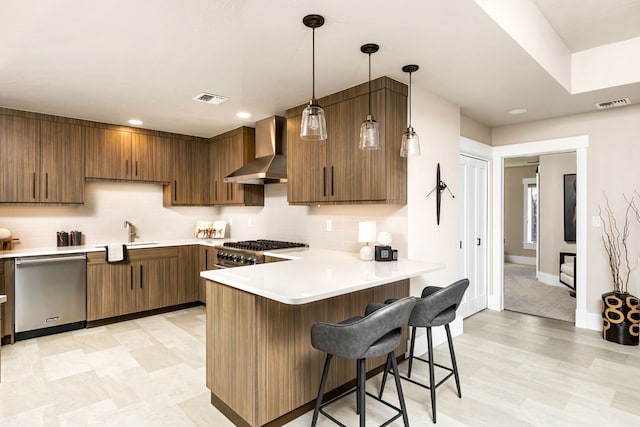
[225,116,287,185]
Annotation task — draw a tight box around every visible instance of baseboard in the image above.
[575,310,602,331]
[537,271,566,288]
[504,255,536,265]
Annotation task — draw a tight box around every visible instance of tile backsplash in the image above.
[0,182,408,254]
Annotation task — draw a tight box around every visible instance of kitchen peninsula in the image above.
[200,248,441,427]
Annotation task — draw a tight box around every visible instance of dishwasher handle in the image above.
[15,254,87,265]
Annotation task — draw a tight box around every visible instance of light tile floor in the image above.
[1,307,639,426]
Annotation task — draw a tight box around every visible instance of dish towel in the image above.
[105,244,127,263]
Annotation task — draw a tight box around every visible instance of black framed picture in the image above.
[563,174,576,242]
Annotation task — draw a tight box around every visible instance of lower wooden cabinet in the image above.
[87,247,179,321]
[177,245,200,305]
[199,246,217,303]
[0,260,14,344]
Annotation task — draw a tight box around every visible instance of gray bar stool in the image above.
[310,297,416,427]
[379,278,469,423]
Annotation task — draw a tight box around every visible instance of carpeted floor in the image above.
[504,263,576,323]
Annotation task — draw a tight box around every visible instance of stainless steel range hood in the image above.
[224,116,287,185]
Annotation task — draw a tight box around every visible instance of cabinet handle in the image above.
[174,180,177,201]
[331,166,334,196]
[130,265,134,290]
[140,265,143,289]
[477,238,481,246]
[45,173,49,199]
[135,161,138,177]
[214,182,218,201]
[205,249,208,268]
[323,167,326,197]
[125,160,129,177]
[230,183,233,200]
[32,172,36,199]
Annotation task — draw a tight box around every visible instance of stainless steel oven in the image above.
[215,240,306,268]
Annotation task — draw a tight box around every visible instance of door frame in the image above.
[491,135,589,329]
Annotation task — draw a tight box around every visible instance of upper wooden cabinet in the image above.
[286,77,407,205]
[85,128,171,183]
[164,139,210,206]
[0,114,84,204]
[209,127,264,206]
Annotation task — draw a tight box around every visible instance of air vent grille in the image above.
[595,98,630,110]
[193,92,229,104]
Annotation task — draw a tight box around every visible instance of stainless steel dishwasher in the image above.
[14,253,86,340]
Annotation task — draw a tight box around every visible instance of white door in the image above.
[459,155,488,318]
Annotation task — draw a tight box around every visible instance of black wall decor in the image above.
[563,174,576,242]
[426,163,455,225]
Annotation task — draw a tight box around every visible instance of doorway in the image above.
[490,135,588,329]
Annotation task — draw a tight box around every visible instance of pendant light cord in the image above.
[408,71,412,127]
[368,53,372,115]
[312,28,316,100]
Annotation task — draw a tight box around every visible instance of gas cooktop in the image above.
[222,239,307,252]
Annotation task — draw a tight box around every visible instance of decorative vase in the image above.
[602,291,639,346]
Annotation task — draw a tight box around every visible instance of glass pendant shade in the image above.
[400,126,420,157]
[301,101,327,140]
[359,114,380,150]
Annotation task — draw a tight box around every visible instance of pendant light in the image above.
[359,43,381,150]
[400,64,421,157]
[300,14,327,141]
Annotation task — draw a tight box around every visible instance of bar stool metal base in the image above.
[379,324,462,423]
[312,353,410,427]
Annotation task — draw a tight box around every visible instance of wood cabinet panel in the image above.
[178,245,200,305]
[39,121,85,203]
[206,279,410,426]
[85,127,132,180]
[1,260,14,343]
[0,115,39,202]
[87,247,178,321]
[209,127,263,206]
[165,140,209,206]
[286,76,407,205]
[131,133,172,183]
[199,246,217,303]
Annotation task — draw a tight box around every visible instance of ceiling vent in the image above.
[595,98,630,110]
[193,92,229,105]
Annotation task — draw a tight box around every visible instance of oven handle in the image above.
[213,264,229,269]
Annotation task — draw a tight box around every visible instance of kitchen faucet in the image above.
[124,220,137,243]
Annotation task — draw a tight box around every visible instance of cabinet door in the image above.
[170,140,209,205]
[327,90,386,202]
[0,115,39,202]
[138,256,178,311]
[1,260,14,342]
[85,128,132,180]
[209,141,224,204]
[87,262,137,320]
[39,121,84,203]
[177,245,200,304]
[286,115,328,204]
[199,246,217,303]
[131,134,172,183]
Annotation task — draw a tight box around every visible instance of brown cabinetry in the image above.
[164,140,210,206]
[87,247,178,321]
[85,128,171,183]
[177,245,200,305]
[209,127,264,206]
[0,260,14,344]
[0,114,84,203]
[286,77,407,205]
[199,246,217,303]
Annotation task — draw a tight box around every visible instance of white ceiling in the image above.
[1,0,639,138]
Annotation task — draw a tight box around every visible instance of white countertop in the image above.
[200,248,443,305]
[0,238,228,259]
[0,294,6,304]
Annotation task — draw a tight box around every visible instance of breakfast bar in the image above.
[200,248,441,427]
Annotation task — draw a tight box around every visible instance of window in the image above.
[523,178,537,250]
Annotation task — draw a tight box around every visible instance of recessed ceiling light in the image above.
[508,108,527,115]
[236,112,251,119]
[128,119,143,125]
